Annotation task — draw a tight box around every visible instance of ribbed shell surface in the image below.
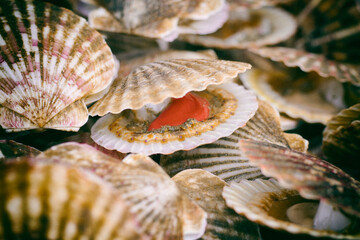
[0,0,115,131]
[0,159,139,239]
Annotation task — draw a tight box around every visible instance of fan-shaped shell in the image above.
[91,82,258,155]
[89,59,251,116]
[39,143,207,240]
[88,0,226,40]
[223,179,360,239]
[240,68,343,124]
[249,47,360,85]
[173,169,261,240]
[323,103,360,169]
[180,7,296,49]
[0,0,115,132]
[0,158,139,239]
[160,100,307,181]
[239,140,360,217]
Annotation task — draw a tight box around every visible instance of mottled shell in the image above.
[173,169,261,240]
[39,143,207,240]
[240,68,343,124]
[160,100,307,182]
[181,7,296,49]
[88,0,226,40]
[239,140,360,217]
[323,103,360,169]
[0,140,40,160]
[0,0,115,132]
[89,58,251,116]
[223,179,360,239]
[249,47,360,85]
[0,159,139,239]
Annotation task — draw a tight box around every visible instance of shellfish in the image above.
[90,58,258,155]
[0,0,115,132]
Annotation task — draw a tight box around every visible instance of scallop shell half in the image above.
[0,0,115,132]
[223,179,360,238]
[39,142,207,240]
[180,7,297,49]
[0,158,139,239]
[173,169,261,240]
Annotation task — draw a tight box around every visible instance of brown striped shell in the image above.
[322,103,360,170]
[173,169,261,240]
[160,100,307,182]
[0,0,115,132]
[38,142,207,240]
[223,179,360,239]
[0,158,139,239]
[239,140,360,218]
[249,47,360,85]
[180,7,297,49]
[87,0,227,41]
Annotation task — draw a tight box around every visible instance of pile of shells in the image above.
[1,0,359,239]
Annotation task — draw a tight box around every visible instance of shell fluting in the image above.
[0,0,115,131]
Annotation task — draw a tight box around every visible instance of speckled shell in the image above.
[88,0,226,40]
[249,47,360,85]
[0,140,40,160]
[39,143,207,240]
[173,169,261,240]
[239,140,360,217]
[0,0,115,132]
[181,7,296,49]
[0,158,139,239]
[323,103,360,169]
[91,49,218,116]
[240,68,343,124]
[223,179,360,239]
[160,100,307,181]
[89,58,251,116]
[91,82,258,155]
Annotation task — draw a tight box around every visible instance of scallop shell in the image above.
[0,158,139,239]
[0,0,115,132]
[0,140,40,160]
[88,0,226,41]
[322,103,360,169]
[223,179,360,238]
[91,82,258,155]
[89,59,251,116]
[249,47,360,85]
[180,7,297,49]
[160,100,307,181]
[240,68,343,124]
[39,142,207,239]
[239,140,360,217]
[173,169,261,240]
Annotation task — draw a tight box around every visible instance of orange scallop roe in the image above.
[148,92,210,131]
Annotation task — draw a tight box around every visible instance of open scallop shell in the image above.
[223,179,360,238]
[173,169,261,240]
[180,7,297,49]
[240,68,343,124]
[0,0,115,132]
[0,140,40,160]
[323,103,360,169]
[89,59,251,116]
[160,100,307,181]
[39,143,207,239]
[239,140,360,217]
[88,0,226,41]
[91,82,258,155]
[0,158,139,239]
[249,47,360,86]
